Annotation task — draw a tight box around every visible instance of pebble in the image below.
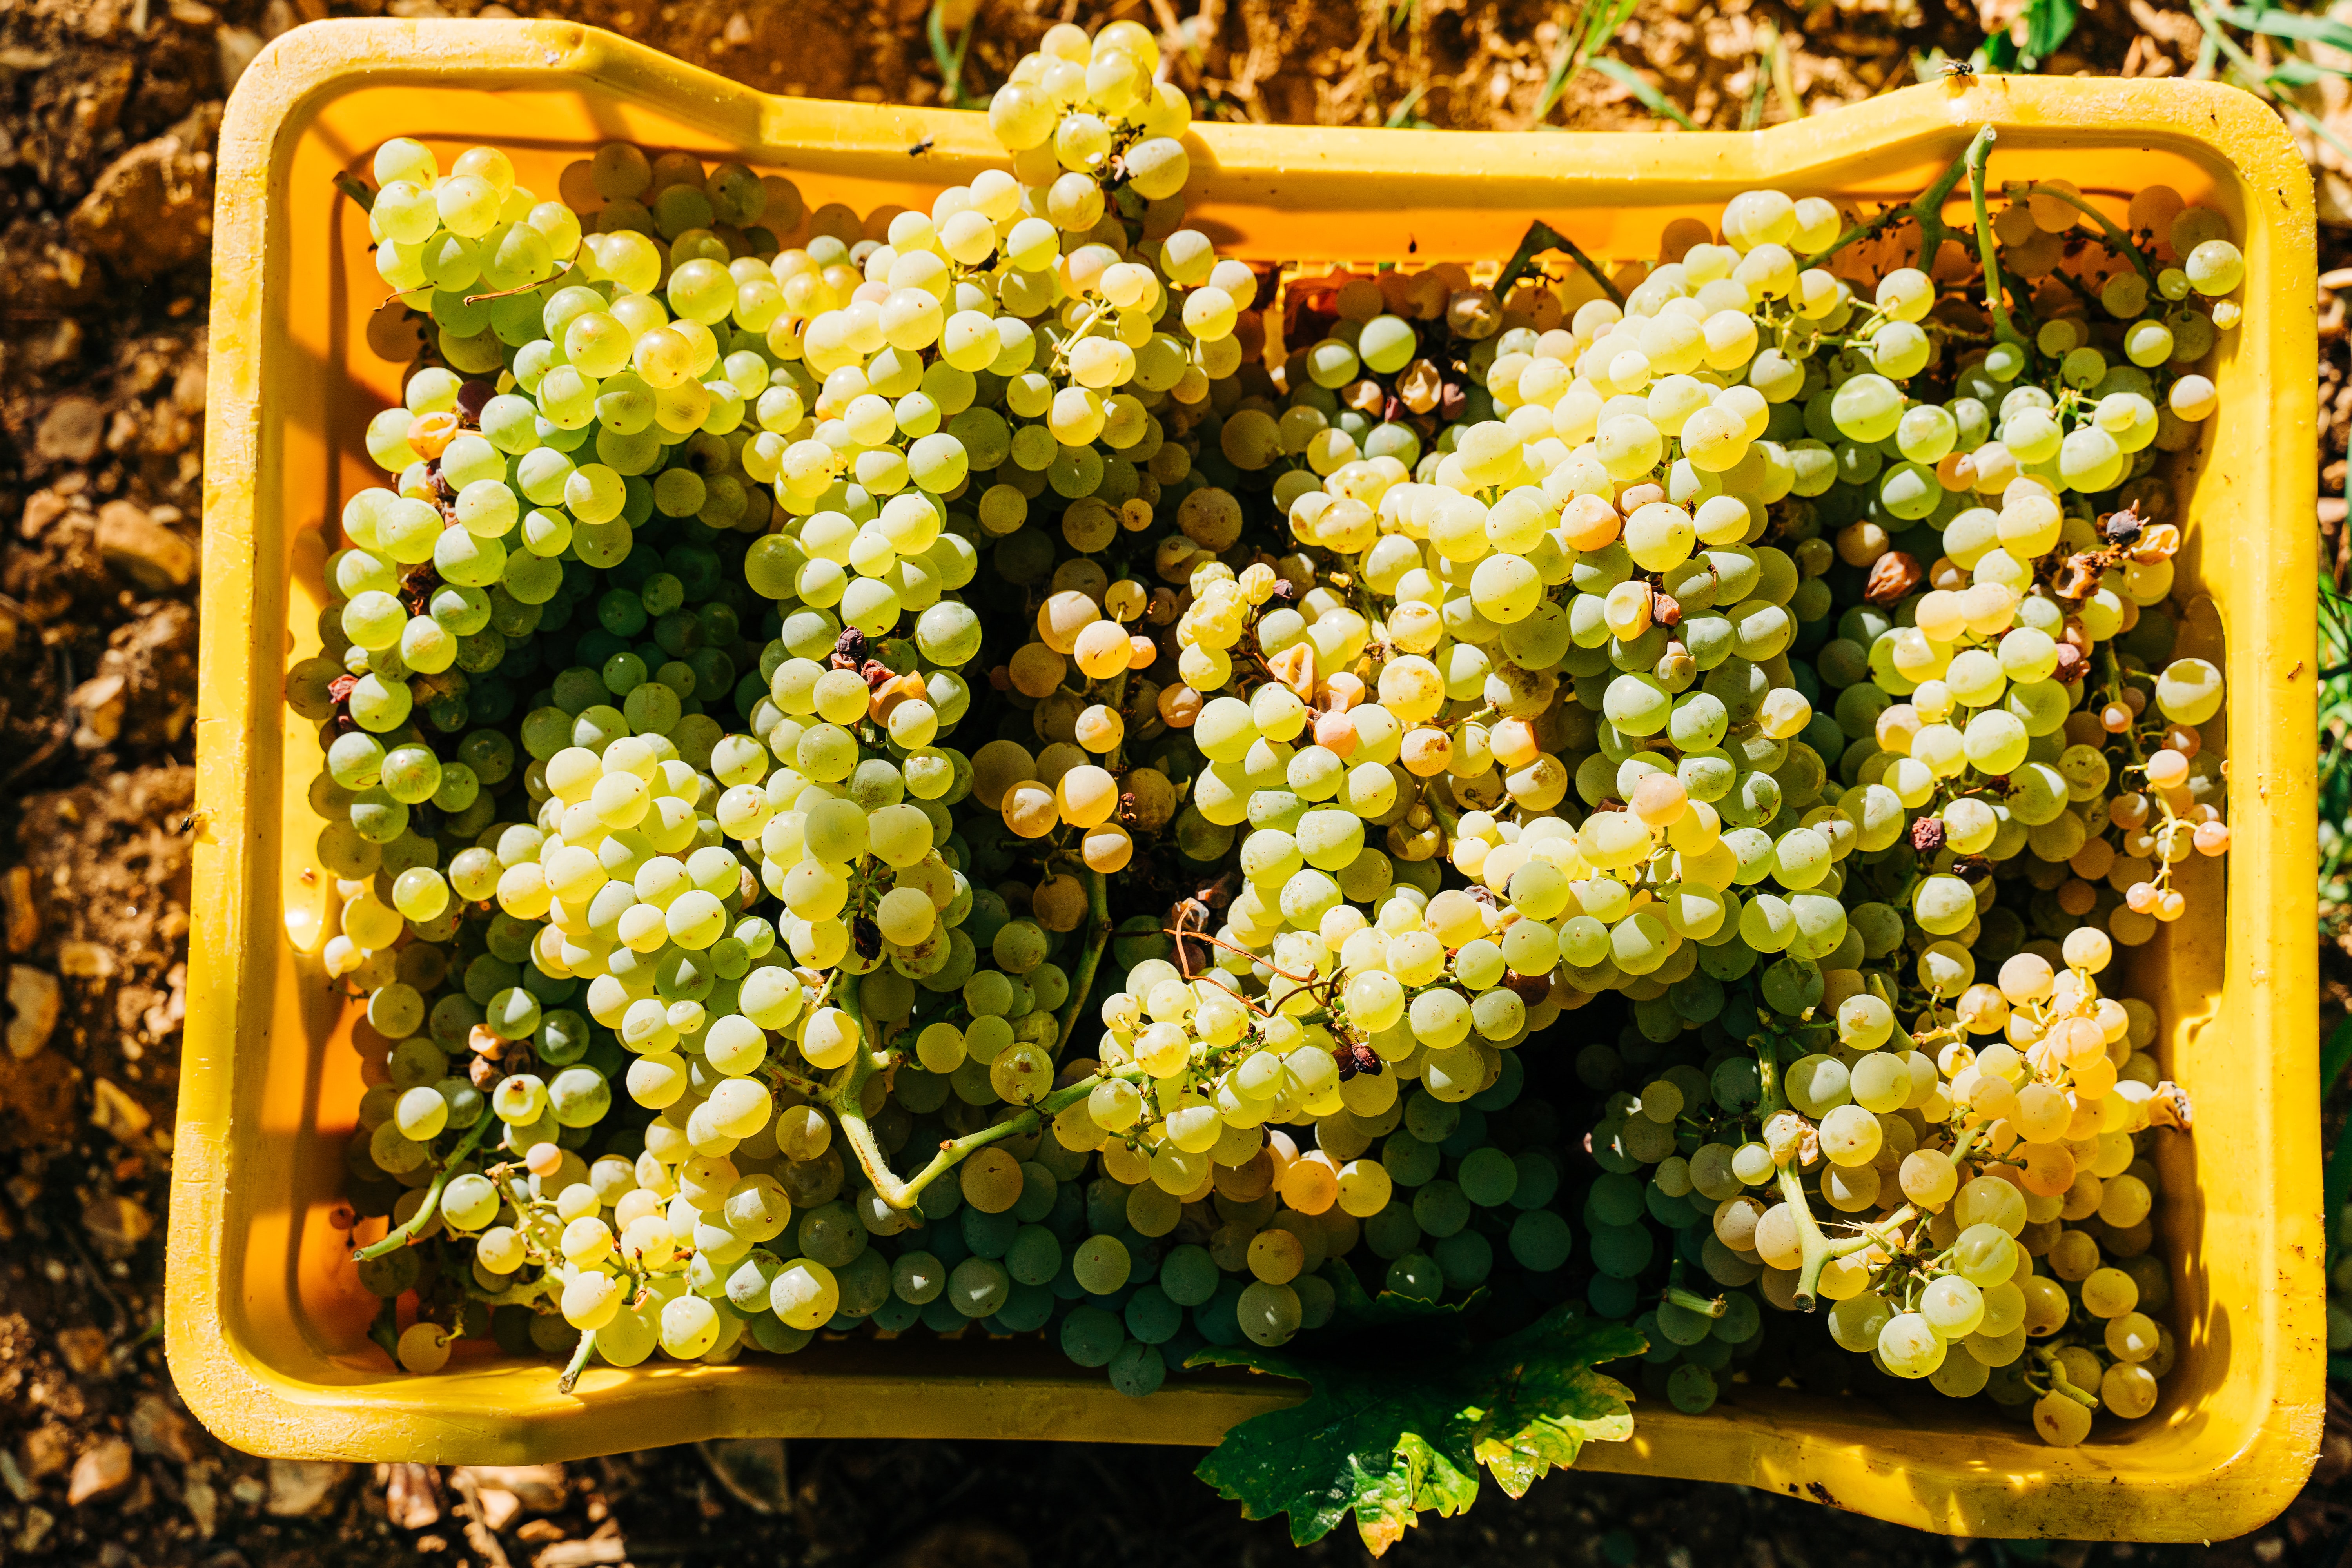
[526,1527,629,1568]
[6,965,60,1058]
[379,1462,441,1530]
[697,1438,789,1514]
[66,1437,132,1505]
[129,1394,197,1464]
[33,396,103,465]
[891,1522,1030,1568]
[90,1077,152,1141]
[216,27,265,93]
[71,673,126,748]
[2,865,37,953]
[14,490,71,542]
[452,1462,566,1515]
[55,1326,110,1376]
[183,1460,219,1537]
[468,1480,521,1533]
[11,1505,55,1553]
[56,940,117,980]
[82,1193,154,1252]
[21,1424,71,1479]
[264,1458,350,1517]
[94,500,197,590]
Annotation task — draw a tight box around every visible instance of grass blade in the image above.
[1740,21,1781,131]
[2327,1016,2352,1095]
[1579,0,1640,58]
[927,0,978,109]
[1386,84,1430,129]
[2266,56,2343,87]
[1534,37,1581,124]
[2327,1118,2352,1265]
[2213,2,2352,55]
[1590,57,1697,130]
[2278,90,2352,164]
[1529,0,1639,128]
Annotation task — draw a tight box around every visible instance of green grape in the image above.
[1829,373,1903,442]
[391,867,450,923]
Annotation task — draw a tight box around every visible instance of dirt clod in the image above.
[69,109,219,279]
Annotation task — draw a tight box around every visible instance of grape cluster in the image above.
[301,30,2238,1448]
[1457,165,2229,1440]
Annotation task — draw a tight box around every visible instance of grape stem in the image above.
[332,172,377,212]
[1964,125,2026,353]
[1753,1031,1906,1310]
[1797,138,1976,272]
[2097,642,2148,769]
[1167,920,1318,988]
[1492,220,1624,308]
[1052,869,1114,1062]
[352,1113,494,1263]
[463,279,555,307]
[1049,300,1117,376]
[765,1062,831,1101]
[839,1056,1151,1211]
[463,1275,555,1311]
[2033,1346,2102,1408]
[1749,1034,1832,1310]
[1838,1204,1918,1259]
[1661,1283,1728,1319]
[1773,1158,1837,1313]
[2099,640,2191,901]
[2001,181,2158,288]
[1165,920,1353,1022]
[557,1328,599,1395]
[825,968,1152,1209]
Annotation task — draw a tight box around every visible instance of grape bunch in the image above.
[1508,158,2232,1441]
[296,25,2238,1455]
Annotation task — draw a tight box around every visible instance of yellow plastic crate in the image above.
[174,19,2320,1538]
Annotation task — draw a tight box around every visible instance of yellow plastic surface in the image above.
[176,18,2320,1539]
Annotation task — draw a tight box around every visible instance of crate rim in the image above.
[176,16,2320,1541]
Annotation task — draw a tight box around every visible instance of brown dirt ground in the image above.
[1,0,2346,1563]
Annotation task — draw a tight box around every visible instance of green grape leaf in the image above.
[2015,0,2079,64]
[1187,1270,1644,1555]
